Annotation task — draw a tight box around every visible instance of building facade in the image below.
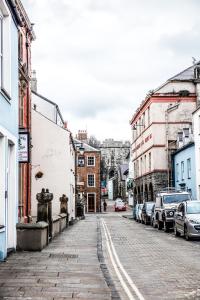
[75,140,101,213]
[172,142,196,199]
[0,0,20,260]
[193,105,200,200]
[16,0,35,223]
[31,91,76,223]
[130,63,199,204]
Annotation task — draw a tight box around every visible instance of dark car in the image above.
[141,202,155,225]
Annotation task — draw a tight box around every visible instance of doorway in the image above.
[87,193,96,212]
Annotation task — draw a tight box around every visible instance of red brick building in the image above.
[74,139,101,213]
[16,0,35,222]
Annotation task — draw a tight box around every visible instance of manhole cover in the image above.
[49,253,78,259]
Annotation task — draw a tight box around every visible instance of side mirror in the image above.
[177,212,183,217]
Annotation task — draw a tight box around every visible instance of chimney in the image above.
[31,70,37,92]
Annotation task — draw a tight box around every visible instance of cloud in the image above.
[22,0,200,140]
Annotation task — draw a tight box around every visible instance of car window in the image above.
[163,194,191,204]
[186,202,200,214]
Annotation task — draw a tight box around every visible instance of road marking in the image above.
[102,218,145,300]
[101,219,136,300]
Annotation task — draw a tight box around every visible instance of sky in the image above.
[22,0,200,142]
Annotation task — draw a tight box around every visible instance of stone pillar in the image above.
[36,188,53,239]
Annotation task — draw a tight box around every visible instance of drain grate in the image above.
[49,253,78,259]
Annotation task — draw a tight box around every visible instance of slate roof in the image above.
[169,64,197,81]
[74,139,100,152]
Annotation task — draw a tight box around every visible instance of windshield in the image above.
[146,203,154,211]
[163,194,190,204]
[187,202,200,214]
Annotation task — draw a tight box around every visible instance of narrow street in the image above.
[1,201,200,299]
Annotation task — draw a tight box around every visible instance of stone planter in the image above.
[52,216,61,238]
[59,213,67,231]
[17,222,48,251]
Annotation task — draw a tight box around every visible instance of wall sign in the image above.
[19,132,29,163]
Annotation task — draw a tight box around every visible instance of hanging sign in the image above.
[18,132,29,163]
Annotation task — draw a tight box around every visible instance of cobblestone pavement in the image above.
[101,200,200,300]
[0,217,111,300]
[2,201,200,300]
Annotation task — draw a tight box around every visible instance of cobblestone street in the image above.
[2,201,200,299]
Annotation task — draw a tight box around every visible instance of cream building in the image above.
[31,92,76,222]
[130,63,200,203]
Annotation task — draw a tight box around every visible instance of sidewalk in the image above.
[0,216,111,300]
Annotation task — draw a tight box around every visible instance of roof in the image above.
[169,64,197,81]
[74,139,100,152]
[32,90,65,125]
[172,141,194,156]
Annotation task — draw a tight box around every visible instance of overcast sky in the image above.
[22,0,200,141]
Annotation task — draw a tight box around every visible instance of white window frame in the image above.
[87,174,95,187]
[0,3,11,99]
[181,161,184,180]
[187,158,191,179]
[87,156,95,166]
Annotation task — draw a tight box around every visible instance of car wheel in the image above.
[163,221,170,232]
[174,225,180,237]
[158,220,163,230]
[184,225,191,241]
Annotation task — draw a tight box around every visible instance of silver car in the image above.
[136,204,143,223]
[174,200,200,240]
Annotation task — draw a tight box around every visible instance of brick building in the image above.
[74,139,101,213]
[130,63,199,204]
[16,0,35,222]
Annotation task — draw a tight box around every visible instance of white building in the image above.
[193,106,200,200]
[130,63,200,203]
[31,92,76,222]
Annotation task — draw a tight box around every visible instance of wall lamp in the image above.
[79,143,85,155]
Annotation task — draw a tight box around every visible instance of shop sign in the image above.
[19,132,29,163]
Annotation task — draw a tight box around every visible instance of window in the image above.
[183,128,189,138]
[140,157,143,175]
[176,163,179,182]
[147,107,150,126]
[187,158,191,179]
[0,5,11,97]
[19,94,24,127]
[87,156,95,166]
[149,152,151,171]
[87,174,95,187]
[178,132,183,142]
[77,156,84,167]
[144,155,146,173]
[181,161,184,180]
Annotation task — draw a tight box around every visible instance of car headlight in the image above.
[166,211,174,217]
[188,219,200,225]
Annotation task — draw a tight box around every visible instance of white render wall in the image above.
[193,107,200,200]
[31,110,75,221]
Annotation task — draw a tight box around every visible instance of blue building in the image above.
[172,142,196,199]
[0,1,20,260]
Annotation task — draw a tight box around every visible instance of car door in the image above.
[176,203,184,233]
[179,203,185,233]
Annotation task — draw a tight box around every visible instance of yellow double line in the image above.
[101,218,145,300]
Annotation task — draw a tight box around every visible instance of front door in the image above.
[88,194,95,212]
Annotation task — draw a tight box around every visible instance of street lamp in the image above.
[79,143,85,155]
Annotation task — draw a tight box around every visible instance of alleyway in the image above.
[2,201,200,299]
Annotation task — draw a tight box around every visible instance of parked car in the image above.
[141,202,155,225]
[133,204,137,220]
[150,204,157,228]
[154,189,191,232]
[136,203,143,222]
[114,198,126,212]
[174,200,200,240]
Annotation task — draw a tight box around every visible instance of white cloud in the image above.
[22,0,200,140]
